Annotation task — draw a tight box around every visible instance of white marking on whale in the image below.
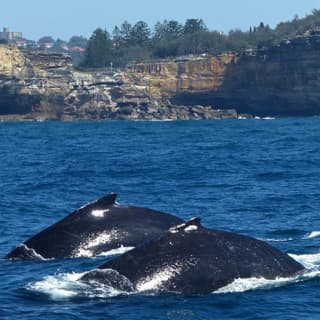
[91,209,109,217]
[184,225,198,233]
[137,265,182,292]
[72,230,124,258]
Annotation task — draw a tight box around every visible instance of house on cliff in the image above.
[0,27,23,41]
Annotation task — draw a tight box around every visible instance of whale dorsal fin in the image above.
[184,217,201,227]
[170,217,202,233]
[95,193,117,207]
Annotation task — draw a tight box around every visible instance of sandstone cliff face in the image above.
[216,35,320,116]
[0,46,167,119]
[0,45,28,77]
[126,34,320,116]
[0,45,39,114]
[0,45,236,120]
[126,53,238,97]
[2,33,320,119]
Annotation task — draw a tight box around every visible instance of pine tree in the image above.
[84,28,111,68]
[130,21,151,47]
[183,19,207,34]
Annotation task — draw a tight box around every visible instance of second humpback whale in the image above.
[81,218,305,294]
[6,193,183,260]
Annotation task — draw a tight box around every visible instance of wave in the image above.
[303,231,320,239]
[214,270,320,294]
[259,229,320,243]
[26,273,86,300]
[215,252,320,294]
[26,271,130,301]
[26,252,320,300]
[259,237,294,243]
[289,252,320,269]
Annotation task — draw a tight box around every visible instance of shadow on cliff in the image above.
[0,86,41,115]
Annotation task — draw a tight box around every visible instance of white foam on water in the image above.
[26,271,131,301]
[261,230,320,242]
[26,272,86,301]
[303,231,320,239]
[215,252,320,294]
[252,116,276,120]
[289,252,320,269]
[260,237,294,243]
[214,271,320,294]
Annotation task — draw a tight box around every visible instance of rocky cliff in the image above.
[1,33,320,120]
[126,33,320,116]
[126,53,238,96]
[216,35,320,116]
[0,45,236,120]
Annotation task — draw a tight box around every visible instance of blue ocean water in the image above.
[1,118,320,319]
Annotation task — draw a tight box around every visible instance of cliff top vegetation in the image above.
[24,8,320,69]
[79,9,320,68]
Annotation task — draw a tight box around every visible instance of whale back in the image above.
[99,218,304,294]
[6,193,183,260]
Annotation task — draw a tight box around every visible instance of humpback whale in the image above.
[81,217,305,294]
[6,193,183,260]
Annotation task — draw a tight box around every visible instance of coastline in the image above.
[0,107,242,122]
[3,32,320,119]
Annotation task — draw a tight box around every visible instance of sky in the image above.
[1,0,320,41]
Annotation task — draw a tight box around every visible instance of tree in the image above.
[166,20,184,39]
[53,38,68,51]
[38,36,55,46]
[153,21,167,42]
[84,28,112,68]
[153,20,183,41]
[81,10,320,68]
[130,21,151,47]
[112,26,122,47]
[183,19,207,35]
[68,35,88,48]
[119,21,133,45]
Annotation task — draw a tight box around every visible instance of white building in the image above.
[0,28,23,41]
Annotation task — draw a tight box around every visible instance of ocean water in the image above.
[1,118,320,319]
